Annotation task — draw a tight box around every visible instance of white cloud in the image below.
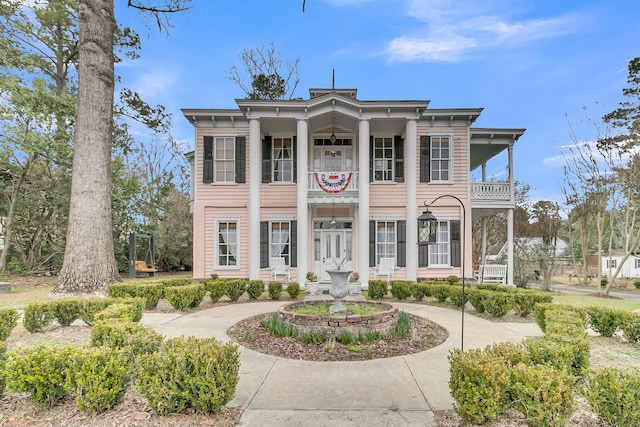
[129,67,178,99]
[387,0,580,62]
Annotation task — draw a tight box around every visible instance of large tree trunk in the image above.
[52,0,120,296]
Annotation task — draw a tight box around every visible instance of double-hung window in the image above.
[373,137,394,182]
[215,136,235,183]
[272,138,293,182]
[606,259,617,269]
[270,221,291,266]
[428,221,450,266]
[636,258,640,269]
[217,220,238,268]
[376,221,396,264]
[430,136,451,182]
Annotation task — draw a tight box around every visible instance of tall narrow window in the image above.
[272,137,293,182]
[430,136,451,182]
[373,137,394,182]
[215,136,235,183]
[270,221,291,266]
[428,221,450,266]
[376,221,396,264]
[217,220,238,267]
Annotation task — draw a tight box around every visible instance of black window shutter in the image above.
[262,136,272,183]
[290,221,297,267]
[369,220,376,267]
[394,135,404,183]
[451,220,461,267]
[418,244,429,267]
[260,221,269,268]
[397,220,406,267]
[292,136,297,183]
[420,136,430,183]
[369,135,374,182]
[235,136,246,183]
[203,136,213,183]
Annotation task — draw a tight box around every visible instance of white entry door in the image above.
[321,230,353,281]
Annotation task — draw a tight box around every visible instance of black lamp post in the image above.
[418,195,466,351]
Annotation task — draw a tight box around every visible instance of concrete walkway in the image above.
[140,300,543,427]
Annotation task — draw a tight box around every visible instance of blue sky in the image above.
[114,0,640,205]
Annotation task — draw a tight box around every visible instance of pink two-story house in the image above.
[182,86,524,285]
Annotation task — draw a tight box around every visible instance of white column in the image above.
[507,208,514,286]
[358,119,370,285]
[249,118,261,280]
[405,120,418,281]
[508,144,515,202]
[480,217,487,282]
[296,119,308,281]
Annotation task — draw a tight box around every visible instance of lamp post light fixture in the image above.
[418,195,467,351]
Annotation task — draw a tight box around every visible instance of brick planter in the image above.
[278,300,398,336]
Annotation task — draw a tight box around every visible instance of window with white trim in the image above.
[272,137,293,182]
[636,258,640,269]
[270,221,291,266]
[373,137,393,182]
[428,221,450,266]
[214,136,235,183]
[606,259,617,269]
[376,221,396,264]
[430,136,451,182]
[217,220,238,268]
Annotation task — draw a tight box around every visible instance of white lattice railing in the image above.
[470,182,512,201]
[308,171,359,192]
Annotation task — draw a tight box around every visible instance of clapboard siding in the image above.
[202,207,249,279]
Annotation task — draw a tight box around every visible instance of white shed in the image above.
[602,252,640,279]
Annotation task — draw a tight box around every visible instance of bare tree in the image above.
[227,43,300,100]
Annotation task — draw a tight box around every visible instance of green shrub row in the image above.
[107,282,163,309]
[22,297,146,332]
[3,336,238,416]
[582,367,640,427]
[91,320,164,356]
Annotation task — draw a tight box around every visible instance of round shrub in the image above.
[5,344,78,407]
[411,282,430,301]
[367,280,388,300]
[446,275,459,285]
[510,364,574,427]
[586,306,625,337]
[23,302,55,333]
[466,288,489,313]
[483,293,514,317]
[203,279,226,302]
[69,347,133,414]
[390,280,412,300]
[448,348,512,424]
[268,281,283,300]
[0,308,19,341]
[50,298,81,327]
[158,278,192,297]
[634,279,640,290]
[430,284,450,303]
[286,282,300,299]
[225,280,246,302]
[0,342,6,396]
[246,280,264,300]
[91,320,163,356]
[165,284,206,311]
[79,297,114,326]
[95,303,138,323]
[622,312,640,343]
[582,367,640,427]
[135,337,240,415]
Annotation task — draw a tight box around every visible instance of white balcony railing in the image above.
[470,182,512,201]
[308,171,359,193]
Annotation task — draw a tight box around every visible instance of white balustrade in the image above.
[470,182,511,201]
[308,171,359,192]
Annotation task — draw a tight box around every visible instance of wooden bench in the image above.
[135,260,157,276]
[475,264,507,285]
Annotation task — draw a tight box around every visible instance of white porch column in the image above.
[249,118,261,280]
[507,208,514,286]
[358,119,370,284]
[508,144,515,203]
[296,119,308,281]
[405,119,418,281]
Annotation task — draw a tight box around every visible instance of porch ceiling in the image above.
[470,144,508,171]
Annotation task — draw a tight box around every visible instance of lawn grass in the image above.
[0,285,54,309]
[553,292,640,311]
[290,302,385,316]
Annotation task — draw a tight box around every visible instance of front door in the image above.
[320,229,353,281]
